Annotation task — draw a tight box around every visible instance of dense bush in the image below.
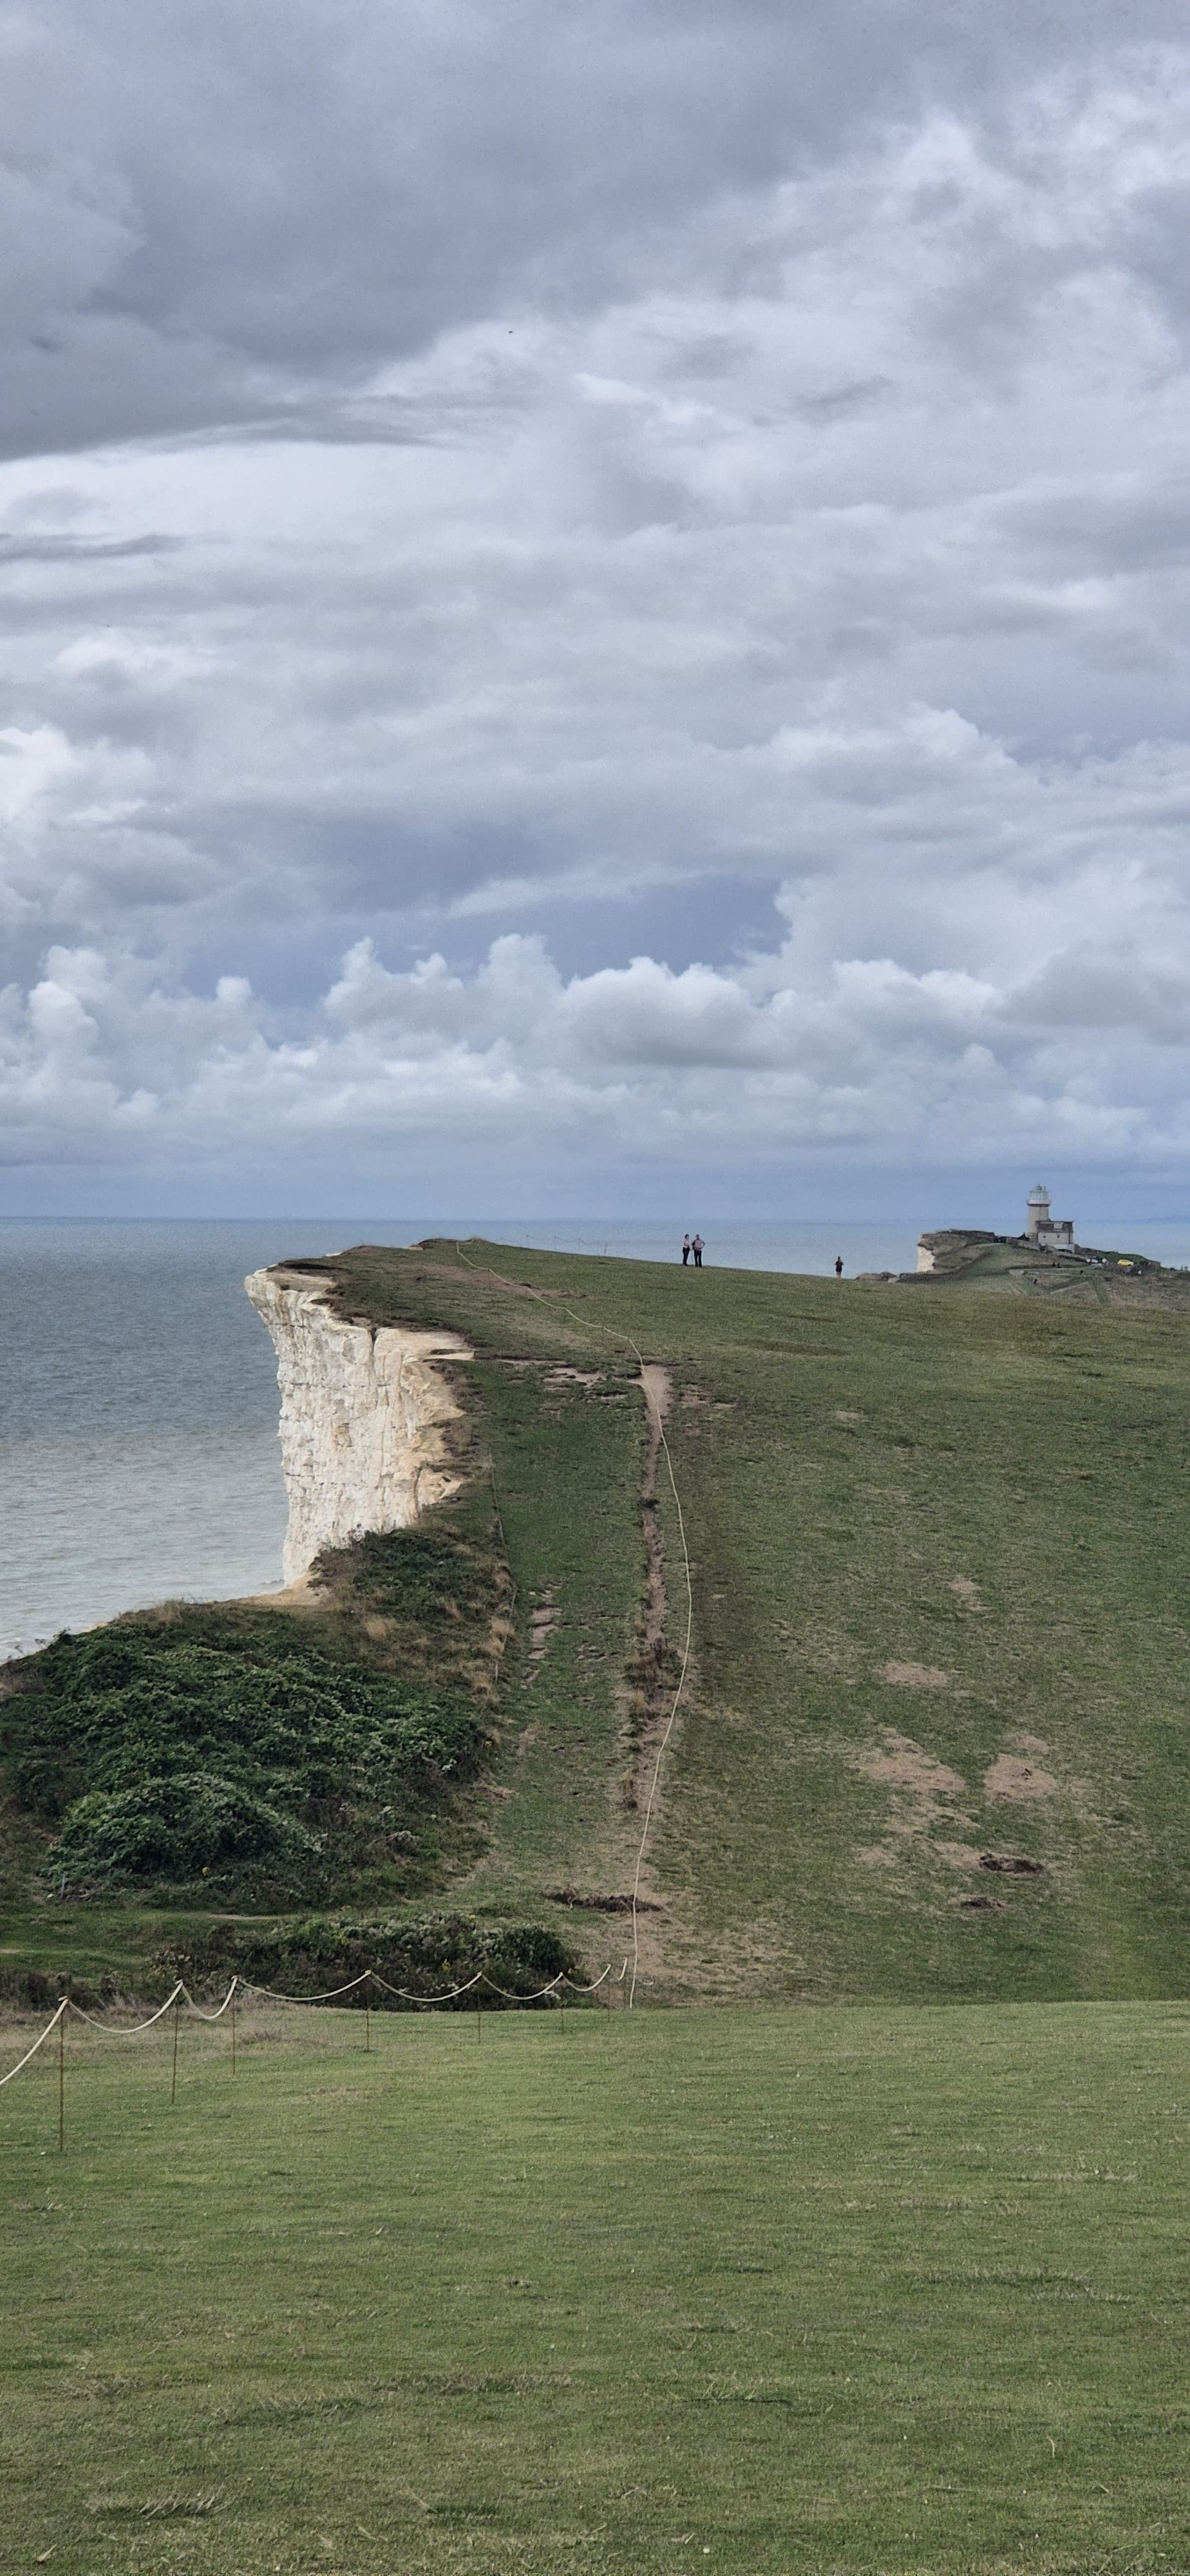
[162,1911,578,2011]
[347,1525,498,1627]
[5,1623,488,1898]
[0,1966,117,2012]
[51,1773,322,1885]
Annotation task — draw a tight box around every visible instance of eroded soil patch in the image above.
[985,1754,1059,1803]
[852,1725,1057,1900]
[856,1734,966,1802]
[522,1590,559,1689]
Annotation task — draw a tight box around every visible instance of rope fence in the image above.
[0,1996,68,2090]
[0,1957,630,2145]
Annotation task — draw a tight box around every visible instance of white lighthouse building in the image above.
[1025,1184,1074,1251]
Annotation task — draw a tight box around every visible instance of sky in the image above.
[4,0,1190,1222]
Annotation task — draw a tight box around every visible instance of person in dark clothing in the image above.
[835,1255,844,1278]
[692,1233,704,1267]
[681,1234,691,1264]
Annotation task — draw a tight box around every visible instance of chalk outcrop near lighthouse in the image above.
[245,1265,473,1583]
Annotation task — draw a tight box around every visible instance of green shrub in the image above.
[52,1773,322,1885]
[346,1526,496,1625]
[0,1967,117,2012]
[4,1624,487,1899]
[162,1911,578,2011]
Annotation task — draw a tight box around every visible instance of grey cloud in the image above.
[0,530,177,563]
[5,0,1190,459]
[1012,946,1190,1040]
[794,379,892,423]
[995,485,1190,579]
[0,0,889,455]
[4,5,1190,1199]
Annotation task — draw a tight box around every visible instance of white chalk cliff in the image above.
[245,1266,473,1584]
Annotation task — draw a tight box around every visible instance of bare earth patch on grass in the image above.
[985,1752,1059,1802]
[882,1660,950,1688]
[522,1591,559,1687]
[856,1733,966,1803]
[851,1732,974,1873]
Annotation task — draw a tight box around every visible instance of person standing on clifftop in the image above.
[692,1233,704,1267]
[681,1234,691,1265]
[835,1255,844,1279]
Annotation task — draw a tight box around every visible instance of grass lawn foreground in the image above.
[3,1996,1190,2576]
[6,1237,1190,2571]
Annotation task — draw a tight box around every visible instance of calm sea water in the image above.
[3,1211,1186,1660]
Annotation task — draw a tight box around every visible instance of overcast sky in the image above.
[4,0,1190,1220]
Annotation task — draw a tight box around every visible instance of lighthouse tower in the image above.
[1026,1184,1074,1251]
[1026,1184,1051,1242]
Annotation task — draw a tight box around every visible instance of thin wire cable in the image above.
[66,1982,185,2035]
[368,1968,486,2001]
[625,1361,693,2010]
[177,1980,240,2023]
[454,1240,695,2011]
[474,1974,567,2003]
[235,1966,578,2009]
[0,1998,67,2087]
[0,1960,602,2092]
[239,1970,375,2005]
[369,1967,569,2003]
[487,1459,516,1690]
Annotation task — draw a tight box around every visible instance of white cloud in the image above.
[3,10,1190,1199]
[5,911,1190,1192]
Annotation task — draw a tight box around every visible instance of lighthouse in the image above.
[1026,1184,1050,1241]
[1026,1184,1073,1251]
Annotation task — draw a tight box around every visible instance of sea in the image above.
[3,1212,1188,1662]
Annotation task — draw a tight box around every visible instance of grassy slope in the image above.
[323,1240,1190,2003]
[3,1998,1189,2576]
[5,1235,1190,2005]
[5,1242,1190,2576]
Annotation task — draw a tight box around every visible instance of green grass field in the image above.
[307,1240,1190,2005]
[6,1243,1190,2570]
[7,1236,1190,2004]
[4,1996,1189,2576]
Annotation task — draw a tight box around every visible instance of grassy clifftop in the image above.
[292,1237,1190,2004]
[912,1225,1184,1297]
[5,1234,1190,2003]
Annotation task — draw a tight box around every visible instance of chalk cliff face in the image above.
[245,1267,473,1584]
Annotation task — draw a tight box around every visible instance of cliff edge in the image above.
[245,1265,473,1583]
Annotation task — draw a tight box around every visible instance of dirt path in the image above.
[625,1364,675,1823]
